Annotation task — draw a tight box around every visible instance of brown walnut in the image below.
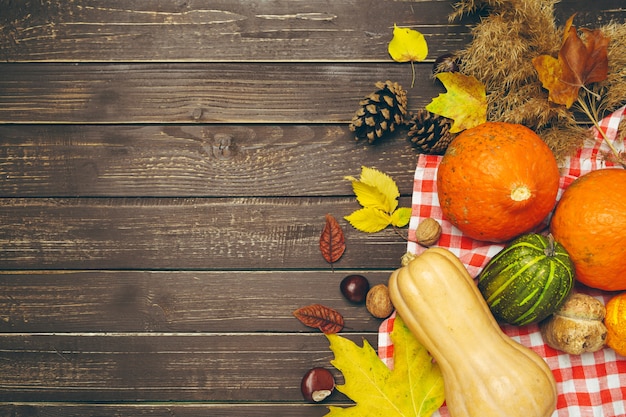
[366,284,394,319]
[416,218,442,247]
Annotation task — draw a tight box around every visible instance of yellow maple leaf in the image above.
[325,315,445,417]
[425,72,487,133]
[388,24,428,87]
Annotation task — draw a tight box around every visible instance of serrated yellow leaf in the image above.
[425,72,487,133]
[358,166,399,213]
[390,207,412,228]
[344,207,391,233]
[345,166,411,233]
[325,315,445,417]
[346,180,391,212]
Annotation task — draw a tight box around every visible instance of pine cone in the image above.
[407,109,454,155]
[349,80,408,143]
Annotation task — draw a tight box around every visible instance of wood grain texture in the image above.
[1,0,621,63]
[0,0,470,62]
[0,197,411,270]
[0,332,375,402]
[0,270,394,332]
[2,404,336,417]
[0,124,419,197]
[2,0,624,414]
[0,62,438,124]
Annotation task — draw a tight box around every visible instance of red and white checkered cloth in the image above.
[379,106,626,417]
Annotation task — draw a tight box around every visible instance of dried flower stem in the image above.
[575,90,625,167]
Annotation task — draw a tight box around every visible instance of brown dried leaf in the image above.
[532,54,579,108]
[293,304,344,334]
[319,214,346,266]
[560,25,609,90]
[533,14,610,108]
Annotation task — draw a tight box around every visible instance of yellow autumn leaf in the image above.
[325,315,445,417]
[345,166,411,233]
[388,24,428,63]
[345,166,399,215]
[388,24,428,88]
[425,72,487,133]
[344,207,391,233]
[358,166,399,212]
[391,207,412,228]
[345,180,391,213]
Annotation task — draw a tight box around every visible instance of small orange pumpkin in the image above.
[605,292,626,357]
[550,168,626,291]
[437,122,560,242]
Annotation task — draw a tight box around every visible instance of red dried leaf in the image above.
[293,304,344,334]
[319,214,346,266]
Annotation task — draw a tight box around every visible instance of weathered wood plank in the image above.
[0,63,437,124]
[0,0,470,62]
[3,404,336,417]
[0,332,375,402]
[0,197,411,270]
[0,124,419,197]
[1,0,622,63]
[0,270,393,333]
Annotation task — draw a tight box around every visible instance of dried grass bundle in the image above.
[448,0,626,161]
[600,22,626,113]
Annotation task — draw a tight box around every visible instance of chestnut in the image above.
[301,367,335,403]
[340,274,370,304]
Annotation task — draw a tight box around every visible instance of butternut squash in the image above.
[388,247,557,417]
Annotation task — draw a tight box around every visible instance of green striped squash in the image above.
[477,233,575,326]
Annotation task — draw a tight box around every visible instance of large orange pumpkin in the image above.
[437,122,560,242]
[550,168,626,291]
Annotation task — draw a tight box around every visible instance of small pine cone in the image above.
[407,109,454,155]
[349,80,408,143]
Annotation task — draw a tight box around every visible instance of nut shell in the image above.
[340,274,370,304]
[416,218,442,247]
[301,367,335,403]
[366,284,394,319]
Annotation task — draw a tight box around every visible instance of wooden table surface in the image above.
[1,1,624,416]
